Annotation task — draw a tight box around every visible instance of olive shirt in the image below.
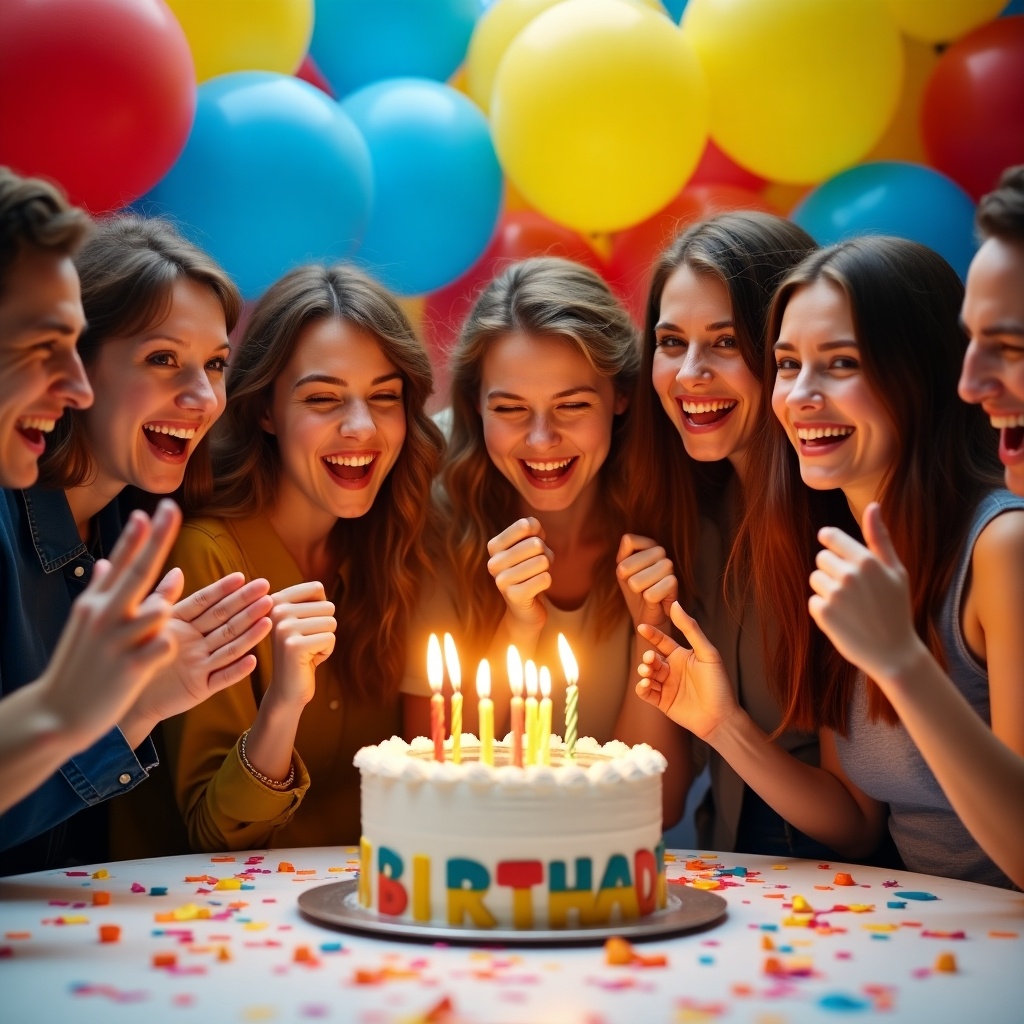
[169,515,401,852]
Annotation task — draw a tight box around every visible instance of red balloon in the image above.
[922,16,1024,201]
[0,0,196,213]
[689,139,767,192]
[423,209,606,358]
[608,185,775,325]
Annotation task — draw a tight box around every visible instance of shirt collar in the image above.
[21,486,123,574]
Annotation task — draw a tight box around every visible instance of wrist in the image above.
[117,705,157,751]
[875,637,934,699]
[502,610,543,647]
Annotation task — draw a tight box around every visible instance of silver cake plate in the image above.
[297,879,727,947]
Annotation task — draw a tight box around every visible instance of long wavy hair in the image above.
[741,236,1002,733]
[38,215,241,510]
[198,263,444,701]
[442,256,639,650]
[625,212,818,602]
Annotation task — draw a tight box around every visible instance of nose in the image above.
[176,365,222,415]
[58,347,94,410]
[783,365,824,412]
[675,344,713,387]
[526,411,560,451]
[958,339,1000,405]
[339,398,377,442]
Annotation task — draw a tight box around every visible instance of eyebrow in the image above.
[143,334,232,353]
[294,371,403,389]
[22,316,83,337]
[486,385,600,401]
[655,319,734,333]
[773,338,858,352]
[958,317,1024,338]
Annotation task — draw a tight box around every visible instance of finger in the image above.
[668,602,719,661]
[808,593,827,631]
[111,601,174,647]
[817,524,869,562]
[189,577,271,635]
[204,616,273,671]
[862,502,901,568]
[642,575,677,608]
[101,500,183,614]
[204,595,275,653]
[808,568,840,599]
[487,517,544,557]
[172,571,246,624]
[272,581,327,604]
[487,535,551,576]
[91,511,150,594]
[90,558,112,586]
[616,533,657,564]
[814,547,851,580]
[277,615,338,637]
[493,554,552,589]
[155,567,185,606]
[206,654,259,695]
[505,575,552,607]
[637,621,680,658]
[623,559,674,595]
[126,632,178,674]
[271,600,335,623]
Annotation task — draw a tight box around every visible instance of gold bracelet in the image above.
[239,730,295,791]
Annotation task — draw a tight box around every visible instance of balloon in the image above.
[143,72,372,300]
[863,33,941,166]
[689,139,767,192]
[608,185,775,324]
[492,0,708,233]
[310,0,479,99]
[295,54,336,97]
[792,162,977,280]
[884,0,1004,43]
[684,0,903,184]
[0,0,195,213]
[165,0,313,82]
[342,79,503,296]
[921,17,1024,201]
[423,209,606,355]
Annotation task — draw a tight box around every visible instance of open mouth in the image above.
[323,452,377,484]
[143,423,195,459]
[15,416,57,450]
[520,457,578,485]
[796,424,855,452]
[679,398,737,427]
[992,414,1024,462]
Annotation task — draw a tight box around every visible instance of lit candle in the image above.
[558,633,579,760]
[427,633,445,762]
[539,666,553,766]
[508,645,525,768]
[524,659,539,766]
[477,659,494,766]
[443,632,463,764]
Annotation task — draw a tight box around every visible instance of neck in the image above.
[729,448,750,490]
[520,477,604,555]
[65,478,124,544]
[266,494,338,582]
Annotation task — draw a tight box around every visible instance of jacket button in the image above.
[73,566,85,578]
[118,773,132,785]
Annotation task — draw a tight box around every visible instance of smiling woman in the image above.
[168,263,444,852]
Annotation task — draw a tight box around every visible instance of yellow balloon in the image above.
[492,0,707,233]
[684,0,903,184]
[167,0,314,84]
[466,0,667,113]
[885,0,1005,44]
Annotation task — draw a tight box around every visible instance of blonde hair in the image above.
[442,256,639,649]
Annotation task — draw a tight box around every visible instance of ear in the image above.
[613,390,630,416]
[259,406,276,435]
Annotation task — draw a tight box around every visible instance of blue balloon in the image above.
[311,0,480,99]
[665,0,689,24]
[342,78,502,296]
[142,72,372,299]
[792,161,977,280]
[1003,0,1024,17]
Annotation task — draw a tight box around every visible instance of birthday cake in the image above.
[353,734,668,930]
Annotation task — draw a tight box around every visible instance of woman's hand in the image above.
[809,502,928,684]
[266,582,337,709]
[616,533,677,630]
[636,601,739,743]
[486,517,554,636]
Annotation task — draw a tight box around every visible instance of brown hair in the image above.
[975,165,1024,245]
[200,263,444,700]
[742,236,1002,733]
[626,212,818,601]
[443,256,639,650]
[39,215,241,509]
[0,166,91,298]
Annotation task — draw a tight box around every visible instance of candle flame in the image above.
[507,645,524,697]
[427,633,443,695]
[539,666,552,699]
[476,659,491,700]
[557,633,578,686]
[443,632,461,693]
[524,659,538,697]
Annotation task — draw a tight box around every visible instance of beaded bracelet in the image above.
[239,730,295,791]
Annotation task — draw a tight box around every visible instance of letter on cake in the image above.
[548,857,596,927]
[634,848,657,915]
[496,860,544,929]
[378,845,408,916]
[359,837,372,908]
[412,854,431,922]
[446,858,496,928]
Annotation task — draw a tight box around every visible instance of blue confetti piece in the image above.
[319,942,343,952]
[240,884,255,890]
[718,866,747,877]
[778,945,793,953]
[819,993,870,1012]
[148,887,168,896]
[870,934,890,941]
[760,923,779,931]
[896,891,939,901]
[698,955,714,965]
[887,901,907,909]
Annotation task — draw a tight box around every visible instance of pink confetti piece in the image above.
[130,883,146,893]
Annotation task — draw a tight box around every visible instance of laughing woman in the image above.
[403,257,677,759]
[636,237,1024,888]
[1,216,273,873]
[170,264,443,851]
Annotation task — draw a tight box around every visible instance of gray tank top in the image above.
[834,490,1024,889]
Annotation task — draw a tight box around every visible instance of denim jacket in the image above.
[0,486,157,870]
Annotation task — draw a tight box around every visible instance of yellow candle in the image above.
[443,633,462,764]
[524,659,539,766]
[427,633,445,762]
[558,633,579,760]
[476,659,494,766]
[539,666,553,766]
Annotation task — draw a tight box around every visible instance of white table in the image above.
[1,846,1021,1023]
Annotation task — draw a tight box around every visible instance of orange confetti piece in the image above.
[761,935,775,950]
[4,932,30,941]
[833,872,856,886]
[153,952,177,967]
[91,891,111,906]
[328,867,346,873]
[293,945,315,962]
[763,956,785,976]
[353,968,386,985]
[277,862,295,873]
[424,996,455,1022]
[989,931,1019,939]
[691,879,721,890]
[605,937,634,965]
[684,859,709,871]
[934,952,957,973]
[210,856,235,862]
[98,925,121,943]
[217,946,232,962]
[296,869,316,875]
[771,864,789,871]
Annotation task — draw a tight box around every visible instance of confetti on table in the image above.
[833,873,856,886]
[210,856,236,863]
[152,952,177,968]
[277,862,295,873]
[895,891,938,901]
[91,869,109,880]
[921,930,966,940]
[818,992,870,1012]
[91,891,110,906]
[130,883,146,893]
[989,930,1019,939]
[98,925,121,943]
[934,952,958,973]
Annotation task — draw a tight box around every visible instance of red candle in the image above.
[427,633,445,762]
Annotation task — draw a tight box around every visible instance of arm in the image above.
[637,603,888,857]
[613,534,693,827]
[810,503,1024,887]
[0,502,179,816]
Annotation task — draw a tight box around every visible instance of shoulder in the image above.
[972,505,1024,574]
